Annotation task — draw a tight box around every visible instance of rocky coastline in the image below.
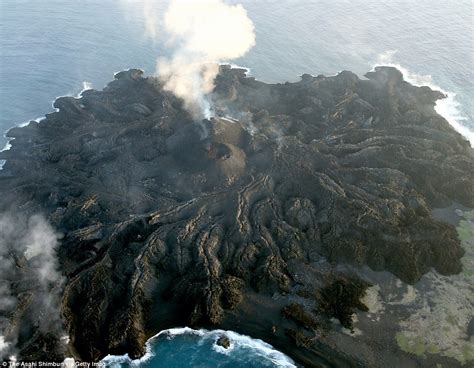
[0,65,473,367]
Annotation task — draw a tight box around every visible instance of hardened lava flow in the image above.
[0,66,473,367]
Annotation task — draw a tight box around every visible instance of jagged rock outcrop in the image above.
[0,66,473,366]
[216,335,231,349]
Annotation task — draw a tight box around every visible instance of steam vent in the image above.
[1,65,473,367]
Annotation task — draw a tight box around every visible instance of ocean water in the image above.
[1,0,473,365]
[1,0,473,149]
[100,328,296,368]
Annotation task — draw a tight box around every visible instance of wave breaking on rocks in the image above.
[0,65,473,367]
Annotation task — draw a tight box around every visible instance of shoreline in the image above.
[1,59,472,166]
[1,65,472,367]
[100,327,297,367]
[66,198,473,368]
[372,57,473,147]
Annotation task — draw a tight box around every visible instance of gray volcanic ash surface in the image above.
[0,66,473,367]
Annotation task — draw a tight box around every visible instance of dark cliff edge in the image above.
[0,66,473,367]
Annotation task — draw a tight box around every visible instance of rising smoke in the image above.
[158,0,255,118]
[120,0,162,42]
[0,213,65,359]
[122,0,256,119]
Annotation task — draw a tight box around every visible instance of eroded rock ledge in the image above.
[1,66,472,367]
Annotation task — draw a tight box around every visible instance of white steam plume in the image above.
[157,0,256,118]
[0,336,9,354]
[0,213,65,359]
[142,0,159,41]
[120,0,161,42]
[0,215,17,313]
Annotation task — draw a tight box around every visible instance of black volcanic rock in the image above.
[216,335,231,349]
[318,276,370,331]
[0,66,473,366]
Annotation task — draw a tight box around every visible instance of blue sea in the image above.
[100,328,296,368]
[1,0,473,366]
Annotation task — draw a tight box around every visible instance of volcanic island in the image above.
[1,66,473,367]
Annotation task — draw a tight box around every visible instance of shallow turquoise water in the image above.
[101,328,296,368]
[1,1,473,365]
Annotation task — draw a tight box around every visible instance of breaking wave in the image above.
[374,50,474,147]
[100,327,296,368]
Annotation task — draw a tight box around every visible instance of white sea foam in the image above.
[52,77,96,112]
[19,116,46,128]
[226,63,251,76]
[0,95,78,172]
[0,134,12,170]
[100,327,199,367]
[0,115,47,171]
[1,71,143,172]
[1,141,11,152]
[374,50,474,147]
[101,327,296,367]
[81,81,93,92]
[211,329,296,367]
